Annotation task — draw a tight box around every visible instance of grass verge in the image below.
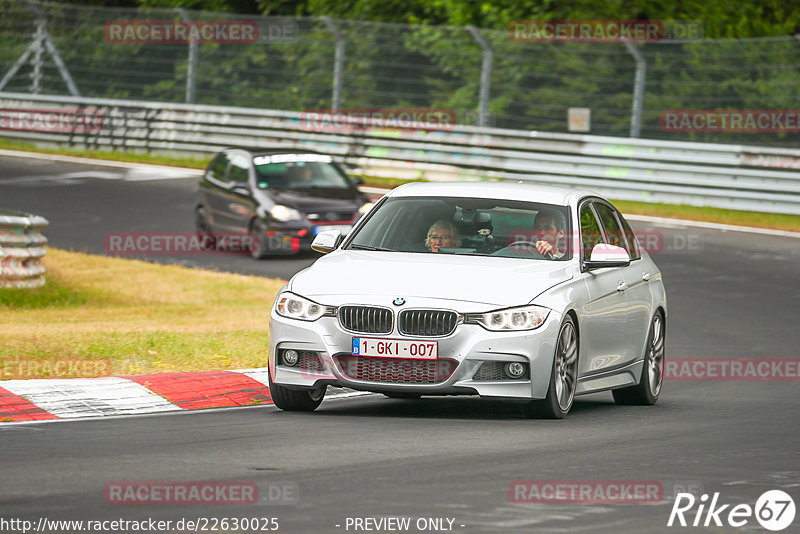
[0,137,210,169]
[0,248,284,379]
[3,138,799,232]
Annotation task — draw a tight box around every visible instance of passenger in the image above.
[425,219,461,253]
[533,209,566,258]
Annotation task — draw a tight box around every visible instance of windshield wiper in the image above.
[349,244,396,252]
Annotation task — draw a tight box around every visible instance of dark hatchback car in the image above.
[196,148,373,257]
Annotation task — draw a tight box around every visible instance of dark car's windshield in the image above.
[253,154,352,189]
[346,196,572,260]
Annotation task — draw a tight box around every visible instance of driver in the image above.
[425,219,461,253]
[293,163,315,185]
[533,209,566,258]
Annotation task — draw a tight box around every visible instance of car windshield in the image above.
[346,196,572,260]
[253,155,352,189]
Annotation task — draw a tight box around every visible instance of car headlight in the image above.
[275,292,328,321]
[270,204,302,222]
[465,305,550,331]
[358,202,375,215]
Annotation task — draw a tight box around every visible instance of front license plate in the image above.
[352,337,438,360]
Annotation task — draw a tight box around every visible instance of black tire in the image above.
[268,369,325,412]
[524,315,578,419]
[195,207,216,250]
[613,311,665,406]
[250,219,269,259]
[383,392,422,399]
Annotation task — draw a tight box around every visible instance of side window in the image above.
[209,153,230,183]
[593,202,627,251]
[228,154,250,185]
[579,202,603,260]
[618,212,641,260]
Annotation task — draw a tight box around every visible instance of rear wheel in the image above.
[613,311,665,405]
[525,316,578,419]
[268,369,325,412]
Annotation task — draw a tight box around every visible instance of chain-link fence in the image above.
[2,0,800,147]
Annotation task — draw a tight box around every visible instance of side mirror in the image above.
[351,177,364,186]
[585,243,631,270]
[311,230,342,254]
[231,182,250,196]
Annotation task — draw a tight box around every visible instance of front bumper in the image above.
[269,307,563,400]
[261,222,355,254]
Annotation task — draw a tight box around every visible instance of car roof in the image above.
[388,181,600,207]
[227,147,328,157]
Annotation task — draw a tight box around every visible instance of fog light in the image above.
[283,349,299,366]
[504,362,526,378]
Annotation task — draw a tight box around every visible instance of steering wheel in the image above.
[495,239,554,259]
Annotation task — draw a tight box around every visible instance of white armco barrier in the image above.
[2,91,800,215]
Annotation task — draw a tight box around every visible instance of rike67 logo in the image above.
[668,490,796,531]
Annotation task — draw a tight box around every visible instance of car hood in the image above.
[260,187,363,210]
[291,250,575,308]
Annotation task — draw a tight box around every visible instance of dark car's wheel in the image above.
[525,315,578,419]
[613,311,665,406]
[250,219,269,259]
[195,207,216,250]
[268,369,325,412]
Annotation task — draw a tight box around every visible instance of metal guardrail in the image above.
[0,208,48,288]
[2,91,800,215]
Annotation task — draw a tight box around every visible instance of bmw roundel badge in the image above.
[393,297,406,306]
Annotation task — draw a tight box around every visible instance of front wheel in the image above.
[195,207,216,250]
[268,369,325,412]
[524,316,578,419]
[250,219,269,259]
[613,311,665,406]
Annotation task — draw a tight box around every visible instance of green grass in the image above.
[3,137,798,231]
[0,137,210,169]
[610,200,800,232]
[0,248,283,379]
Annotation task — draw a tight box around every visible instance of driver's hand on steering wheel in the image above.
[535,240,555,259]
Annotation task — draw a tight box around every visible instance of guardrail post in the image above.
[322,17,345,112]
[30,15,45,94]
[624,41,646,138]
[466,25,493,128]
[176,8,198,103]
[0,209,49,289]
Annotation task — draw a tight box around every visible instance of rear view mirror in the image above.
[585,243,631,270]
[311,230,342,254]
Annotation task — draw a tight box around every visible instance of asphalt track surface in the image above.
[1,153,799,533]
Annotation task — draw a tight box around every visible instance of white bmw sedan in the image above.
[268,182,666,418]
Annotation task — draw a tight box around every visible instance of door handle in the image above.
[617,282,628,291]
[642,272,652,282]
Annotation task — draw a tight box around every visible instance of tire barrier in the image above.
[0,209,48,289]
